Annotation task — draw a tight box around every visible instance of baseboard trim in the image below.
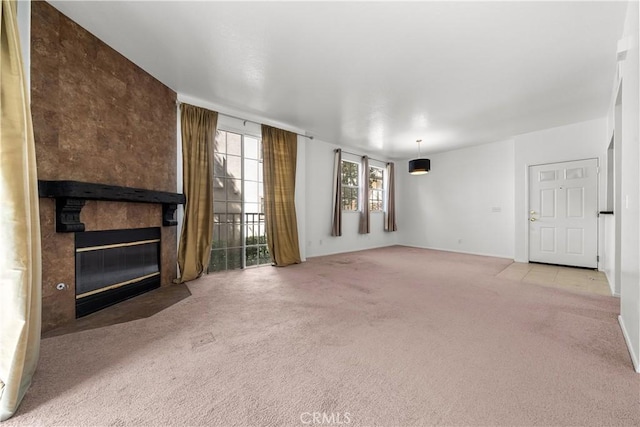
[604,271,617,296]
[618,315,640,373]
[399,244,514,261]
[306,243,399,259]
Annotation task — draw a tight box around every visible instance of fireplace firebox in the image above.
[75,227,161,317]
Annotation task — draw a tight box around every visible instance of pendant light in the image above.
[409,139,430,175]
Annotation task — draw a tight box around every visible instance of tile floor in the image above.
[497,262,612,296]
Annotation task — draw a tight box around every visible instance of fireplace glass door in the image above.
[210,129,270,272]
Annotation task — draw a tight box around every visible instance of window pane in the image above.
[244,136,259,159]
[227,224,242,247]
[245,245,258,267]
[244,158,258,182]
[227,201,242,214]
[245,181,259,204]
[209,249,227,272]
[214,153,226,177]
[226,155,241,178]
[245,202,260,215]
[259,245,271,265]
[227,248,243,269]
[212,224,226,247]
[341,161,359,187]
[214,201,226,215]
[227,178,242,201]
[214,130,226,154]
[227,132,242,156]
[213,176,225,200]
[369,167,383,189]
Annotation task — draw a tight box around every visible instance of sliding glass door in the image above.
[210,129,270,272]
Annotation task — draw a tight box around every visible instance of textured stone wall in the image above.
[31,2,178,332]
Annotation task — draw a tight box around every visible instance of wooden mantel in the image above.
[38,180,186,232]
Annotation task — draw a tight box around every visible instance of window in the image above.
[341,160,359,211]
[210,129,270,272]
[369,166,384,211]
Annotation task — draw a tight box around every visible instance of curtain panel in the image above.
[177,104,218,282]
[358,156,370,234]
[331,149,342,236]
[0,0,43,420]
[385,162,397,232]
[261,125,301,267]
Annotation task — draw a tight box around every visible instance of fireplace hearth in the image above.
[75,228,161,317]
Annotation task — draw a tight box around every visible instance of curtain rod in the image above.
[339,149,390,165]
[176,100,313,140]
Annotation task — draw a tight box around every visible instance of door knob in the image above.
[530,210,536,215]
[530,217,536,222]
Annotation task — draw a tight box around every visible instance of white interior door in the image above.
[528,159,598,268]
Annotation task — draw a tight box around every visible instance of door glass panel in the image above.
[209,130,270,272]
[226,155,242,178]
[227,179,242,201]
[539,170,556,182]
[245,137,259,159]
[244,158,259,182]
[226,132,242,156]
[565,167,584,180]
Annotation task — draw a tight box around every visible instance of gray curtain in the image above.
[358,155,370,234]
[331,149,342,236]
[385,162,397,232]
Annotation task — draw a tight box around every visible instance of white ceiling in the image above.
[47,1,627,158]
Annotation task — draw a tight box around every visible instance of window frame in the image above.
[340,159,360,212]
[368,165,385,213]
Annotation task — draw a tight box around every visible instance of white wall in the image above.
[513,118,608,263]
[615,0,640,373]
[17,0,30,94]
[397,139,515,259]
[603,88,622,295]
[305,139,398,257]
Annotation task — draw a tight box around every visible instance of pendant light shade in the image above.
[409,139,430,175]
[409,158,431,175]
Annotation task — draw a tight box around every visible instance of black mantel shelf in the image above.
[38,180,186,232]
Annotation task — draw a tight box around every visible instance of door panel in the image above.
[529,159,598,268]
[566,188,584,218]
[540,189,556,217]
[540,228,556,252]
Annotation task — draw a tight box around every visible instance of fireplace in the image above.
[37,180,184,328]
[75,227,161,317]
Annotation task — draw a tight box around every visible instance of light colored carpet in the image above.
[5,246,639,426]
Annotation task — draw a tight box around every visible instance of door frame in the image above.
[525,157,600,267]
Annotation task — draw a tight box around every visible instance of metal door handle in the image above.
[530,217,536,222]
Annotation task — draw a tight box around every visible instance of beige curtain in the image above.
[331,149,342,236]
[0,0,42,421]
[385,162,397,232]
[358,156,370,234]
[177,104,218,282]
[262,125,301,267]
